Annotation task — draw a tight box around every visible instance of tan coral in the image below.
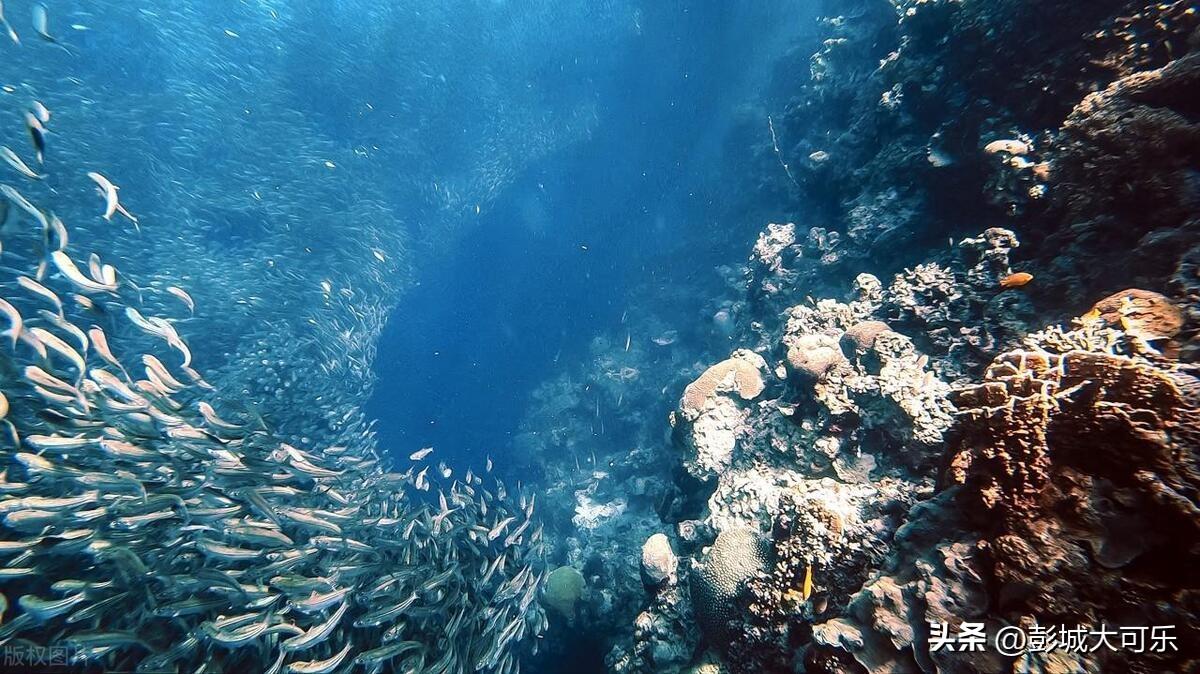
[840,320,893,356]
[786,333,848,381]
[681,350,767,418]
[1088,287,1184,341]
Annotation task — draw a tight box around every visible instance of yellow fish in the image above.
[802,563,814,602]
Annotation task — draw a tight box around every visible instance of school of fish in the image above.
[0,4,548,672]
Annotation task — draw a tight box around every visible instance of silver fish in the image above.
[0,146,44,180]
[285,642,353,674]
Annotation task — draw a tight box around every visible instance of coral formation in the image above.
[690,528,773,645]
[642,534,680,587]
[675,350,769,480]
[681,350,769,417]
[544,566,587,621]
[521,1,1199,671]
[811,317,1200,673]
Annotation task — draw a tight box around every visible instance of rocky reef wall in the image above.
[521,1,1198,673]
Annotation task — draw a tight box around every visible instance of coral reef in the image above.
[811,317,1200,673]
[521,1,1199,671]
[598,232,1196,674]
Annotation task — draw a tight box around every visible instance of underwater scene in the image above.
[0,1,1196,673]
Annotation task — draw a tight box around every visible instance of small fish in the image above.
[167,286,195,314]
[21,113,46,165]
[353,592,417,627]
[0,1,19,44]
[200,612,276,647]
[2,184,48,230]
[196,538,262,562]
[488,516,515,541]
[0,297,23,347]
[290,586,350,614]
[281,600,347,652]
[62,630,151,650]
[409,446,433,461]
[999,272,1033,289]
[651,330,678,346]
[228,525,294,548]
[31,4,71,54]
[354,641,422,666]
[0,146,44,179]
[19,593,86,621]
[17,276,62,315]
[51,251,117,293]
[285,642,352,674]
[29,326,86,375]
[802,563,814,601]
[86,172,120,220]
[30,101,49,124]
[87,327,129,379]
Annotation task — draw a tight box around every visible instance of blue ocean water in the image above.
[0,2,815,670]
[7,0,1189,672]
[365,2,814,474]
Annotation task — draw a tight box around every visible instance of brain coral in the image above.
[690,527,772,646]
[543,566,585,620]
[681,350,767,418]
[786,333,848,381]
[840,320,893,356]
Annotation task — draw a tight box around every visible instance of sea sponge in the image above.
[690,527,772,645]
[786,333,847,381]
[543,566,585,620]
[681,350,767,418]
